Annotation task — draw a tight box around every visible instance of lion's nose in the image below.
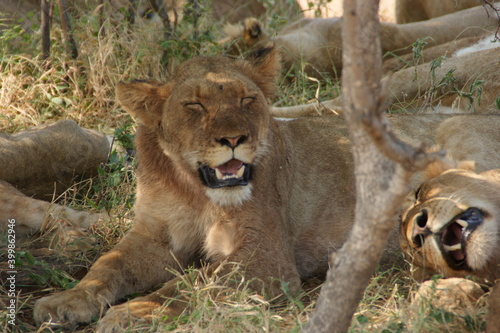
[411,209,430,247]
[217,135,247,148]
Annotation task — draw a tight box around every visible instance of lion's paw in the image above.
[96,300,158,333]
[34,289,103,328]
[413,278,485,316]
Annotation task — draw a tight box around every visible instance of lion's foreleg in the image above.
[34,229,183,328]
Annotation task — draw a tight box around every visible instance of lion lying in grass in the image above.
[399,159,500,332]
[400,163,500,281]
[272,42,500,117]
[0,120,110,248]
[33,47,500,332]
[221,4,499,79]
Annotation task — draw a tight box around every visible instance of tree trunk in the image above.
[41,0,51,60]
[58,0,78,59]
[303,0,443,332]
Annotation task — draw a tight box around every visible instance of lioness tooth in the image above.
[237,165,245,178]
[443,244,462,252]
[456,219,468,228]
[215,168,224,180]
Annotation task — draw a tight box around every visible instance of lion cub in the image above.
[34,46,356,331]
[34,46,500,331]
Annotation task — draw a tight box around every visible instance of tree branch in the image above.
[303,0,444,332]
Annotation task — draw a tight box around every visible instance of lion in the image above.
[0,119,110,249]
[33,47,500,332]
[220,5,498,79]
[272,42,500,118]
[400,163,500,282]
[0,119,110,200]
[399,160,500,332]
[394,0,481,23]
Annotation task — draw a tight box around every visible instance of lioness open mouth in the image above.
[439,207,483,270]
[199,159,252,189]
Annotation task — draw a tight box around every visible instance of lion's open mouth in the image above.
[199,159,252,189]
[439,207,483,270]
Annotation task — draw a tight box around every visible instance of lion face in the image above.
[400,169,500,280]
[116,47,280,206]
[161,66,272,205]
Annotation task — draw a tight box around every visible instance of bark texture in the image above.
[303,0,443,332]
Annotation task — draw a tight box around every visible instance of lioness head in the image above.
[116,47,280,206]
[400,162,500,281]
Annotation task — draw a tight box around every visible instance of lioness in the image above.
[33,47,500,331]
[400,164,500,281]
[399,162,500,333]
[221,5,499,79]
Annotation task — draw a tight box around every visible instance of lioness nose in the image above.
[217,135,247,148]
[411,209,429,247]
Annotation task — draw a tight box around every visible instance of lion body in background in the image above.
[0,120,110,248]
[222,5,498,79]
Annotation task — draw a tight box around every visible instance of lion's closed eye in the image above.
[185,103,206,113]
[241,96,257,107]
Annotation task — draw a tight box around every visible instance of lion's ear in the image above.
[423,159,455,181]
[242,18,265,44]
[237,45,281,98]
[423,158,476,181]
[116,80,171,127]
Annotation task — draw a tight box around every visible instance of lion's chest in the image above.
[135,186,240,261]
[204,222,237,260]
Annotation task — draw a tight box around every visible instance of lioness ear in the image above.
[423,159,455,181]
[242,18,265,45]
[423,158,476,181]
[116,80,171,127]
[237,45,281,98]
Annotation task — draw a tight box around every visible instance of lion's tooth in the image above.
[236,165,245,178]
[215,168,224,180]
[443,243,462,252]
[456,219,468,228]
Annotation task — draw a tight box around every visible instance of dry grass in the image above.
[0,1,491,332]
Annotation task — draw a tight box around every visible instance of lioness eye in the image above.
[241,96,256,107]
[185,103,206,113]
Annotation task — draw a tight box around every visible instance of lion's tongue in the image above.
[216,159,244,175]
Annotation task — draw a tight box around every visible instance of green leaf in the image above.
[24,251,37,265]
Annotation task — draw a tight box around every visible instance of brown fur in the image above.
[400,164,500,281]
[33,48,500,331]
[0,180,107,248]
[400,162,500,331]
[221,5,498,79]
[0,119,110,200]
[273,45,500,117]
[0,120,110,250]
[395,0,480,23]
